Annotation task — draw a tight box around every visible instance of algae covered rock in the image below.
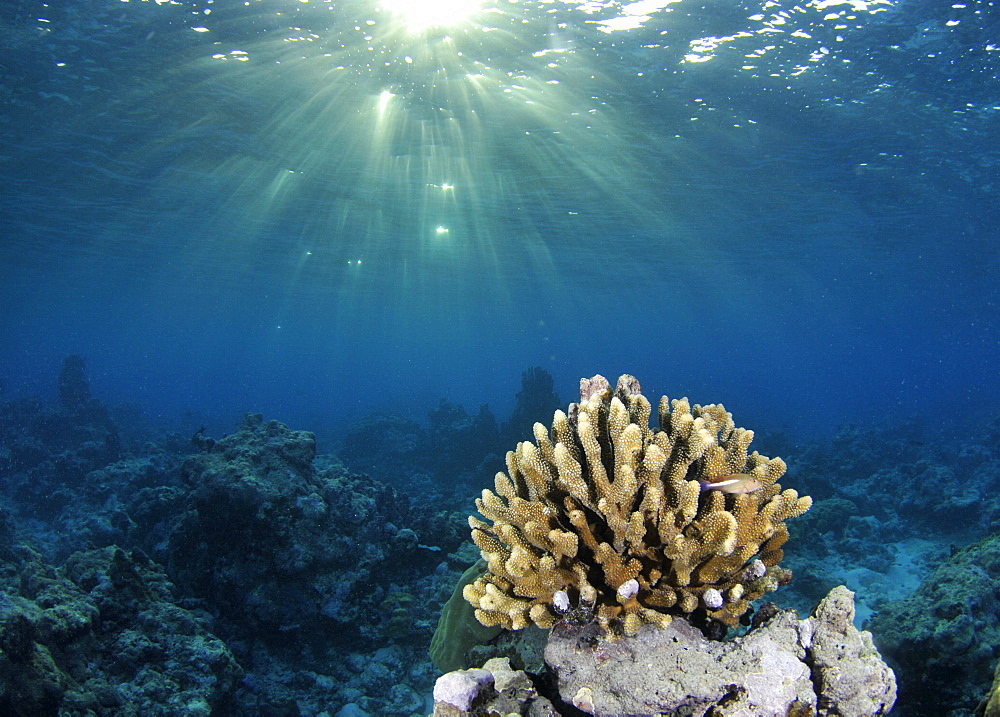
[808,585,898,716]
[869,534,1000,714]
[0,540,240,715]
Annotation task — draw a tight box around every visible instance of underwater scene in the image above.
[1,0,999,714]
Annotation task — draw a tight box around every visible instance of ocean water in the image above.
[3,0,996,439]
[1,0,999,714]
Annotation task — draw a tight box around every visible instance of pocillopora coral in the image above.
[463,374,812,635]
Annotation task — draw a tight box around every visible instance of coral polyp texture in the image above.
[463,374,812,635]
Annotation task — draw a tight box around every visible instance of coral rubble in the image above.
[464,374,812,635]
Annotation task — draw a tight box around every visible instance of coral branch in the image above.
[464,374,812,634]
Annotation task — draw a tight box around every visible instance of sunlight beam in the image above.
[378,0,484,32]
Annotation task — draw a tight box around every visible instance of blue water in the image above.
[3,0,996,441]
[2,2,1000,714]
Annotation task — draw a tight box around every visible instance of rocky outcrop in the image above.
[433,586,896,716]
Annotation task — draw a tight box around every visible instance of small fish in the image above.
[699,473,763,494]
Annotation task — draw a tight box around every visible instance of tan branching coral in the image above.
[464,374,812,635]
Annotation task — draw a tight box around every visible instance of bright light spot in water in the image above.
[436,226,450,234]
[377,90,394,119]
[379,0,483,32]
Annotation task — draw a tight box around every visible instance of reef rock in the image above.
[432,657,557,717]
[869,533,1000,714]
[548,585,893,717]
[434,586,895,717]
[166,413,448,648]
[0,530,241,715]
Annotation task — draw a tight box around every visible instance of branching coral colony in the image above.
[464,374,812,636]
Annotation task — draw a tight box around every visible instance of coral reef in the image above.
[145,413,468,713]
[776,413,1000,628]
[10,357,996,714]
[434,586,895,716]
[57,354,92,410]
[868,533,1000,715]
[338,367,560,502]
[0,356,120,516]
[0,368,472,715]
[338,411,427,485]
[790,416,1000,538]
[464,374,812,635]
[339,403,502,500]
[428,400,503,481]
[163,415,455,648]
[0,513,241,714]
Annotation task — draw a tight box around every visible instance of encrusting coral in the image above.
[463,374,812,635]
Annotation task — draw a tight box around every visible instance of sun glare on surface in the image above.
[378,0,484,32]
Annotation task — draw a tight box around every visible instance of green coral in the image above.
[430,561,502,672]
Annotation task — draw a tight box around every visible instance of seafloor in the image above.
[0,358,997,716]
